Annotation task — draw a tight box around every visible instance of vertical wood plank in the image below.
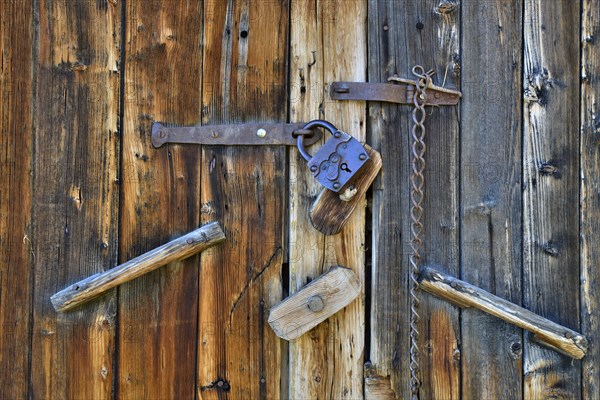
[581,1,600,399]
[367,1,460,398]
[460,1,524,398]
[197,0,288,398]
[0,1,34,397]
[288,0,366,398]
[523,0,581,398]
[118,1,203,399]
[30,0,121,398]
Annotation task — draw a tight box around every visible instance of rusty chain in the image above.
[409,65,435,400]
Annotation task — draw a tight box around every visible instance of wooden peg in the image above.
[268,266,361,340]
[419,267,588,359]
[309,144,382,235]
[51,222,226,312]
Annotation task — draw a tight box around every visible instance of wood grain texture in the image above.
[288,0,367,398]
[0,1,34,397]
[460,1,524,397]
[581,1,600,398]
[367,1,460,398]
[309,144,382,235]
[197,1,288,398]
[52,223,225,312]
[420,267,587,360]
[269,266,361,340]
[118,1,203,398]
[30,0,121,398]
[523,0,581,398]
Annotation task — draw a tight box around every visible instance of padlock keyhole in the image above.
[340,163,352,173]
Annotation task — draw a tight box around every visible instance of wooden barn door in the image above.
[1,1,599,400]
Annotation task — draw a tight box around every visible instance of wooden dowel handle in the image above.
[51,222,226,312]
[419,267,588,359]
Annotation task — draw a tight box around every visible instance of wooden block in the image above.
[309,144,382,235]
[268,266,361,340]
[51,222,226,312]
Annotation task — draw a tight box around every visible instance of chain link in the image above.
[409,65,435,400]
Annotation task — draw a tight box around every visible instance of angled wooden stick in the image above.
[419,267,588,359]
[51,222,226,312]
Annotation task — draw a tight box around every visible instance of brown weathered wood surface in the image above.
[460,0,524,398]
[29,0,121,399]
[420,267,587,359]
[118,1,203,398]
[582,1,600,398]
[0,1,34,397]
[197,0,288,398]
[1,1,599,399]
[51,222,225,312]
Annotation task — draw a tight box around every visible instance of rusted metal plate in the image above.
[330,81,461,106]
[151,122,322,147]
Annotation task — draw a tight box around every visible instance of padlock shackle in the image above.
[297,120,338,162]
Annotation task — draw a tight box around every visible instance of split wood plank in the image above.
[197,0,288,398]
[118,1,203,398]
[581,1,600,398]
[460,1,524,397]
[523,0,582,398]
[367,0,460,398]
[52,223,225,312]
[30,0,121,398]
[288,0,366,398]
[0,1,34,397]
[419,267,587,360]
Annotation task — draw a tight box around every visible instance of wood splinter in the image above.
[419,267,588,359]
[51,222,226,312]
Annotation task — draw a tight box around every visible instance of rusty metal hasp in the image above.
[330,76,461,106]
[152,122,322,147]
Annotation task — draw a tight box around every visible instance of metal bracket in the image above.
[151,122,323,148]
[330,78,461,106]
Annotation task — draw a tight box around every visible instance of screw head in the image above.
[330,153,340,162]
[211,131,219,138]
[334,131,342,138]
[359,153,367,161]
[257,128,267,138]
[159,130,166,138]
[310,165,318,172]
[333,182,341,190]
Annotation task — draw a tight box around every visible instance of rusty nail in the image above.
[565,332,574,339]
[383,25,389,31]
[186,238,194,244]
[257,128,267,138]
[450,281,457,288]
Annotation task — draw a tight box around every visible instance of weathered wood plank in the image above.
[197,0,288,398]
[0,1,34,397]
[118,1,203,398]
[30,0,121,398]
[288,0,366,398]
[367,1,460,398]
[460,0,524,397]
[581,1,600,398]
[420,267,587,360]
[523,0,581,398]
